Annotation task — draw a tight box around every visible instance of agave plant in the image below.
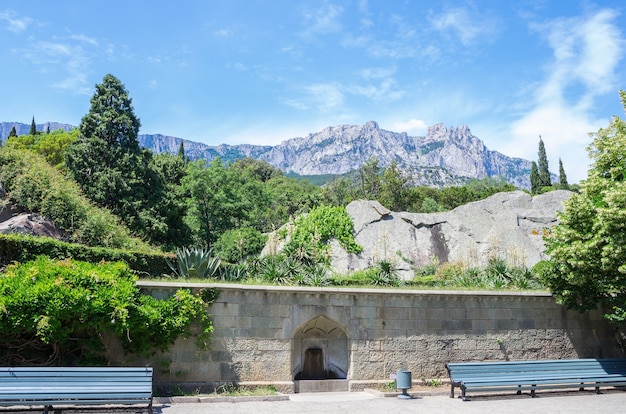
[167,247,221,279]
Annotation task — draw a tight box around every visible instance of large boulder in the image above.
[330,190,572,279]
[0,213,66,240]
[0,186,65,240]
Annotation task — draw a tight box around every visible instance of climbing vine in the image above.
[287,205,363,255]
[0,257,216,365]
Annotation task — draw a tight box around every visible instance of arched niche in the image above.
[291,315,349,380]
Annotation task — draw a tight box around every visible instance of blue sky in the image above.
[1,1,625,183]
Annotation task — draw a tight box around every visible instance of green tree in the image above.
[63,74,177,245]
[64,74,143,211]
[379,161,411,211]
[540,90,626,323]
[8,126,17,138]
[182,158,247,246]
[538,137,552,188]
[530,161,540,194]
[359,157,381,200]
[558,158,569,190]
[320,175,359,206]
[29,116,37,135]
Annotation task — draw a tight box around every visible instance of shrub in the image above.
[214,228,267,263]
[0,257,216,365]
[287,205,362,255]
[0,233,171,277]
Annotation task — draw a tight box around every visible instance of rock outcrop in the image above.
[330,190,572,279]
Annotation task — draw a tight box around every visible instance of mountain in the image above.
[258,121,532,188]
[0,121,534,189]
[0,122,74,137]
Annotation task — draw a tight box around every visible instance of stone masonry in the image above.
[134,282,624,393]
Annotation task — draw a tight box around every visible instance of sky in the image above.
[1,1,625,183]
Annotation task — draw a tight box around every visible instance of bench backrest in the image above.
[0,367,153,406]
[446,358,626,380]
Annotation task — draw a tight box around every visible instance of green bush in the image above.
[0,257,216,365]
[214,227,267,263]
[0,234,172,277]
[287,204,362,255]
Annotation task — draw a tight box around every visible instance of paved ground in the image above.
[155,389,626,414]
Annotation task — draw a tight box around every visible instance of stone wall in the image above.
[134,282,624,393]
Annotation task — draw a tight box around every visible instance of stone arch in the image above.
[291,315,350,380]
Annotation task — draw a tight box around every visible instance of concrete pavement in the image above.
[155,389,626,414]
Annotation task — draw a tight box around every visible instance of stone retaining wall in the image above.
[133,282,624,393]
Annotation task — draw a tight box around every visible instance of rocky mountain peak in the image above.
[1,120,538,189]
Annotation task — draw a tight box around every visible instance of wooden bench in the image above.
[0,367,153,413]
[446,358,626,401]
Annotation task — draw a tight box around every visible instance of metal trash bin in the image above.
[396,370,412,399]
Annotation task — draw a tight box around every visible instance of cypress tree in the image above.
[558,158,569,190]
[530,161,540,194]
[537,137,551,188]
[8,126,17,138]
[29,116,37,135]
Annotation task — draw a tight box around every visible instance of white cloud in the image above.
[505,8,625,183]
[299,2,344,39]
[0,10,33,33]
[284,82,344,112]
[428,6,501,46]
[391,118,428,135]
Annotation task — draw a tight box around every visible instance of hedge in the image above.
[0,233,172,278]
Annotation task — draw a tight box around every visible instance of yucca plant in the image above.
[167,247,221,279]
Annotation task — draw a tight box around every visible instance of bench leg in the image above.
[450,384,455,398]
[460,386,469,401]
[531,385,536,398]
[517,385,521,395]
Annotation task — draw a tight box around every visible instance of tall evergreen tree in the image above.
[8,126,17,138]
[558,158,569,190]
[537,136,551,188]
[177,141,185,160]
[29,116,37,135]
[64,74,146,228]
[530,161,540,194]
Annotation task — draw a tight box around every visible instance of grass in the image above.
[207,384,279,397]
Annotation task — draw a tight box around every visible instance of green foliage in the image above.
[558,158,569,190]
[530,161,540,194]
[0,147,148,250]
[167,247,221,279]
[5,129,79,168]
[29,116,37,135]
[182,158,249,246]
[410,259,543,290]
[0,233,172,277]
[358,156,382,200]
[368,260,402,287]
[287,204,362,255]
[63,74,180,247]
[214,227,267,263]
[540,90,626,323]
[421,197,443,213]
[0,257,215,365]
[537,137,552,187]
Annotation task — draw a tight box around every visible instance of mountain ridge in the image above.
[0,120,534,189]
